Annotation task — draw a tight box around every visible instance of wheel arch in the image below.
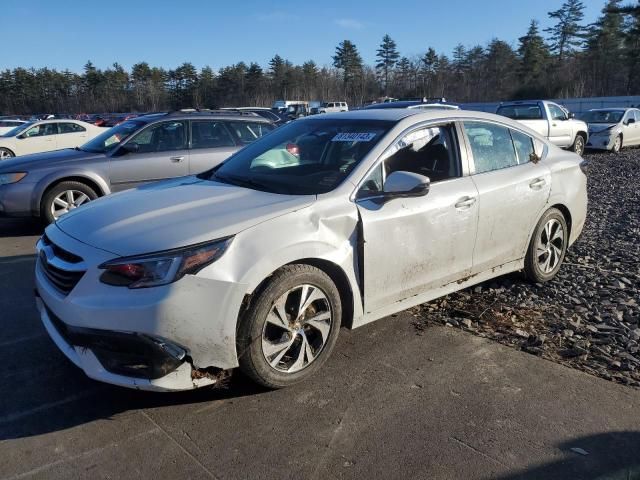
[0,147,16,157]
[240,257,357,330]
[32,173,109,216]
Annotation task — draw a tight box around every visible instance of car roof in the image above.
[304,108,512,123]
[134,111,272,124]
[589,108,628,112]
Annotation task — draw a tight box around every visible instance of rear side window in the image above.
[228,122,275,144]
[464,121,518,174]
[510,129,535,165]
[59,122,86,134]
[191,121,235,149]
[496,105,543,120]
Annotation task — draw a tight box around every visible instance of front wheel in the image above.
[524,208,568,283]
[571,134,586,156]
[41,181,98,224]
[612,135,622,154]
[237,264,342,388]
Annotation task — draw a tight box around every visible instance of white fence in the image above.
[462,96,640,114]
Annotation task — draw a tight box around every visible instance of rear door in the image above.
[109,120,189,191]
[57,122,90,149]
[188,120,239,174]
[546,103,573,147]
[18,122,59,154]
[462,121,551,273]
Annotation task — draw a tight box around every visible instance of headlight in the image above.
[99,237,233,288]
[0,172,27,185]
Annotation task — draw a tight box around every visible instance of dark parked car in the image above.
[0,111,275,223]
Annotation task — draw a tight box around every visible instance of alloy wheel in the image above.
[613,136,621,153]
[574,136,585,156]
[261,284,333,374]
[0,149,13,160]
[50,190,91,219]
[536,219,564,274]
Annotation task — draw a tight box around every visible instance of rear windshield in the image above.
[209,119,393,195]
[496,105,543,120]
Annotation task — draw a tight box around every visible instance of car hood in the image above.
[0,148,105,171]
[587,123,618,134]
[55,176,315,257]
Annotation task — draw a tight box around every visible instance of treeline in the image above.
[0,0,638,115]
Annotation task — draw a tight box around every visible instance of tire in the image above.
[0,148,15,160]
[612,135,622,154]
[41,181,98,224]
[524,208,569,283]
[237,264,342,388]
[571,134,586,156]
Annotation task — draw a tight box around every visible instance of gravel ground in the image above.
[412,147,640,388]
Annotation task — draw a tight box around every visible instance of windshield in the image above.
[210,119,393,195]
[581,110,624,124]
[80,120,145,153]
[2,122,34,137]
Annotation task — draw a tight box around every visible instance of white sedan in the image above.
[0,118,27,136]
[34,109,588,391]
[583,108,640,153]
[0,119,104,159]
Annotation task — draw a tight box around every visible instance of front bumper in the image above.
[35,225,247,391]
[586,134,614,150]
[0,182,36,217]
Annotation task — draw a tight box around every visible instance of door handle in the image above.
[552,123,557,127]
[455,196,477,209]
[170,156,185,163]
[529,178,546,189]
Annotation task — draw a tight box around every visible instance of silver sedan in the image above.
[583,108,640,153]
[34,109,587,391]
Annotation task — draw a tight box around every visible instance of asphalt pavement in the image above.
[1,218,640,480]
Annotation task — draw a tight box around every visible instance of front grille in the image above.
[38,236,86,295]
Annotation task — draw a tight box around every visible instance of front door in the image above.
[462,121,551,273]
[19,123,58,154]
[109,120,189,192]
[547,103,573,147]
[356,123,478,314]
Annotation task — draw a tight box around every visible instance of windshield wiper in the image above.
[213,173,278,193]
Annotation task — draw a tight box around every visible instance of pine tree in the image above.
[333,40,364,88]
[375,34,400,95]
[545,0,586,61]
[518,20,551,95]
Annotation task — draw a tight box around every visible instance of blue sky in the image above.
[2,0,602,72]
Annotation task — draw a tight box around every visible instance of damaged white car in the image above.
[35,109,588,391]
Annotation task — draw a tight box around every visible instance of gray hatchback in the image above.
[0,111,274,223]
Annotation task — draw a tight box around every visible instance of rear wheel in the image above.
[571,134,586,156]
[0,148,15,160]
[237,264,342,388]
[524,208,568,283]
[41,181,98,224]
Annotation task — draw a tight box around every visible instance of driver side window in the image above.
[549,104,567,121]
[25,123,58,137]
[357,124,460,199]
[128,121,187,153]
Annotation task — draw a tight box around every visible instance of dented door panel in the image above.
[357,177,479,314]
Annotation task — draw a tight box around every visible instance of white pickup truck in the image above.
[496,100,589,156]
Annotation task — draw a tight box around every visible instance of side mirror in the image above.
[569,112,575,119]
[530,152,541,164]
[121,142,139,154]
[383,171,430,198]
[626,118,636,125]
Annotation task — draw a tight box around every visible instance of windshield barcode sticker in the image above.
[332,132,377,142]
